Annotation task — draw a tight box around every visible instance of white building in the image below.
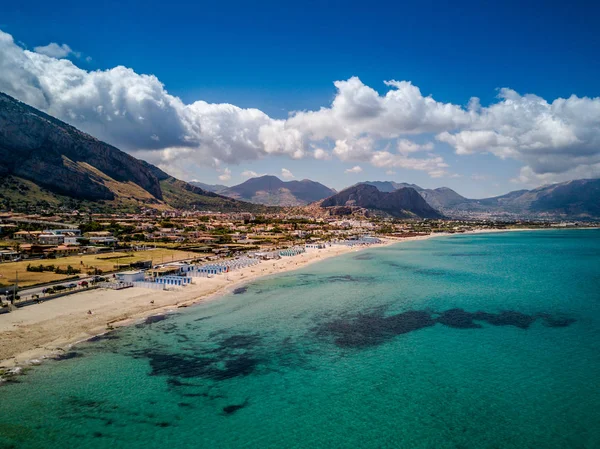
[116,270,145,283]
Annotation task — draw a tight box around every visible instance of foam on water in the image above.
[1,230,599,448]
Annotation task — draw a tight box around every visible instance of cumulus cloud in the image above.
[2,28,600,183]
[397,139,434,154]
[241,170,260,178]
[218,167,231,182]
[437,88,600,181]
[281,168,295,179]
[345,165,363,174]
[312,147,332,160]
[33,42,77,58]
[370,151,448,178]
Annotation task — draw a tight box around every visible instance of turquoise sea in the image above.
[1,230,599,449]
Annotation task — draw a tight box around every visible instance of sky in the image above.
[1,0,600,198]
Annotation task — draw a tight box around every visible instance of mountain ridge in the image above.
[0,92,266,213]
[360,179,600,219]
[219,175,336,206]
[320,184,444,219]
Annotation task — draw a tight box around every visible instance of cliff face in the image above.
[321,184,443,218]
[0,92,162,201]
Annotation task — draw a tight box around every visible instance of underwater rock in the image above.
[53,352,83,361]
[222,399,249,415]
[436,309,482,329]
[317,310,435,348]
[472,311,535,329]
[143,314,169,325]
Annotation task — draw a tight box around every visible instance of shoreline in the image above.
[0,227,596,370]
[0,237,404,369]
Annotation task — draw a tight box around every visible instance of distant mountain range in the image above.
[189,181,229,193]
[360,179,600,219]
[0,92,265,213]
[320,184,443,219]
[217,175,336,206]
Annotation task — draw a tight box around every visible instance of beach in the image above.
[0,235,438,368]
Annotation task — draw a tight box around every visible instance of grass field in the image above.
[0,248,201,288]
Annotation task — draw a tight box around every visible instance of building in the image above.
[116,270,146,283]
[38,234,65,245]
[44,229,81,237]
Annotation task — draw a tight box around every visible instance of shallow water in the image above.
[1,230,599,448]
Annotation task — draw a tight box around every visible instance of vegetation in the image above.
[0,248,198,288]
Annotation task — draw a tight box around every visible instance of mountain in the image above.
[220,175,336,206]
[0,92,265,213]
[189,181,228,193]
[361,179,600,219]
[361,181,468,210]
[320,184,443,219]
[461,179,600,219]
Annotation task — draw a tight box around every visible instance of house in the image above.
[38,234,65,245]
[44,245,80,257]
[88,236,118,245]
[0,250,20,262]
[44,229,81,237]
[13,230,43,241]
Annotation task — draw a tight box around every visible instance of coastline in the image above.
[0,236,406,369]
[0,227,594,370]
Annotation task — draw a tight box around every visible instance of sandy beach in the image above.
[1,236,436,368]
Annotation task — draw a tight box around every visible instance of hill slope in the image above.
[320,184,443,219]
[221,175,336,206]
[0,92,265,213]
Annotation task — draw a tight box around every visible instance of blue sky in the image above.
[1,0,600,197]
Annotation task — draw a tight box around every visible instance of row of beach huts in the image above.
[109,238,381,290]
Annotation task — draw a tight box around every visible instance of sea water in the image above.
[0,230,599,449]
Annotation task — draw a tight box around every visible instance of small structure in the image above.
[154,276,192,287]
[116,270,145,283]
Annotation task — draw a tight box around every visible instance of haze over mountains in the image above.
[209,175,336,206]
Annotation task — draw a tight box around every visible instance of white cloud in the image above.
[33,42,76,58]
[218,167,231,181]
[437,88,600,180]
[241,170,260,178]
[312,147,331,160]
[370,151,449,178]
[281,168,295,179]
[397,139,434,154]
[2,28,600,183]
[345,165,363,174]
[333,137,375,161]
